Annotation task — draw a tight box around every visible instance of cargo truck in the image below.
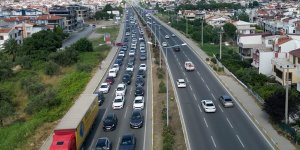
[50,94,98,150]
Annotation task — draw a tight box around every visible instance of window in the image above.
[268,40,272,44]
[0,36,3,40]
[293,30,296,33]
[298,58,300,64]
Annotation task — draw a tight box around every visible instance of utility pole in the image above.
[166,48,169,126]
[159,25,162,68]
[201,19,204,46]
[219,27,224,60]
[285,66,289,125]
[186,18,188,35]
[155,25,157,46]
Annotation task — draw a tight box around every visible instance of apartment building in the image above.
[49,5,77,31]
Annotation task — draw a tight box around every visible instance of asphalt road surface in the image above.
[135,5,274,150]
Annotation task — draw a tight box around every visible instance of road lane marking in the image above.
[186,78,190,83]
[226,117,234,129]
[236,135,245,148]
[218,104,224,112]
[198,104,202,112]
[124,107,129,119]
[193,94,197,100]
[211,136,217,148]
[200,77,204,82]
[211,94,216,100]
[203,118,208,128]
[197,71,201,76]
[205,84,210,91]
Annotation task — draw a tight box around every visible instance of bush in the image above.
[25,88,61,114]
[210,58,217,64]
[48,47,79,66]
[45,61,60,76]
[0,60,13,81]
[0,89,14,125]
[162,125,175,150]
[76,63,93,73]
[157,68,165,79]
[72,38,93,52]
[159,81,166,93]
[16,56,32,69]
[20,76,45,96]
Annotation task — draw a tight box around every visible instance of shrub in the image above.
[205,58,210,61]
[16,56,32,69]
[0,89,14,126]
[72,38,93,52]
[159,81,166,93]
[25,88,61,114]
[45,61,60,76]
[0,60,13,81]
[20,76,45,96]
[210,57,217,64]
[48,47,79,66]
[76,63,93,73]
[157,68,165,79]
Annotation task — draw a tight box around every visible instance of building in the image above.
[0,28,22,50]
[232,20,256,35]
[49,5,77,31]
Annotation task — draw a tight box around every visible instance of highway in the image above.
[135,5,274,150]
[84,8,152,150]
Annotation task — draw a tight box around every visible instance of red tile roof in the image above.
[0,28,12,33]
[276,36,292,46]
[289,49,300,58]
[36,15,63,20]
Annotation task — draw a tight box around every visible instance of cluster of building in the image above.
[175,2,300,91]
[0,0,123,49]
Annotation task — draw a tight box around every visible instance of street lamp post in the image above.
[218,27,224,60]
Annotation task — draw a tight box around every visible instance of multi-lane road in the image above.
[84,8,152,150]
[135,5,275,150]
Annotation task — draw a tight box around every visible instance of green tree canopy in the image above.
[223,23,237,39]
[103,4,113,12]
[0,89,14,126]
[3,38,19,62]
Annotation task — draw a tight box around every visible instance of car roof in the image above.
[101,83,109,85]
[118,83,125,87]
[222,95,231,99]
[115,95,123,99]
[135,96,144,100]
[202,100,213,104]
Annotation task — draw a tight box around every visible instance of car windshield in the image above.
[115,98,122,102]
[132,112,141,119]
[96,139,107,149]
[224,98,232,102]
[117,87,124,91]
[206,103,214,107]
[135,99,143,103]
[100,85,107,88]
[121,137,132,145]
[105,115,114,122]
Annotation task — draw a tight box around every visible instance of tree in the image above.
[103,4,113,12]
[223,23,237,39]
[0,89,14,127]
[72,38,93,52]
[0,59,13,81]
[253,1,259,7]
[45,61,60,76]
[237,12,250,22]
[263,89,299,123]
[3,38,19,62]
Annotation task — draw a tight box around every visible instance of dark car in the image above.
[128,59,135,66]
[119,134,136,150]
[117,55,124,61]
[106,76,115,85]
[124,70,133,78]
[135,77,145,87]
[219,95,234,107]
[173,47,180,52]
[137,69,145,78]
[95,137,112,150]
[115,59,123,66]
[122,74,132,85]
[103,113,118,131]
[130,110,144,129]
[124,38,129,42]
[135,86,144,96]
[140,53,147,61]
[97,92,105,106]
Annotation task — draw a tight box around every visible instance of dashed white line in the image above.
[203,118,208,128]
[211,136,217,148]
[236,135,245,148]
[193,94,197,100]
[200,77,204,82]
[205,84,210,91]
[211,93,216,100]
[197,71,201,76]
[124,107,129,119]
[226,117,234,129]
[218,104,224,112]
[186,78,190,83]
[198,104,202,112]
[189,86,193,91]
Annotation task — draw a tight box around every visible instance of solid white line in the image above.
[116,137,121,150]
[236,135,245,148]
[203,118,208,128]
[198,104,202,112]
[218,104,224,112]
[227,117,234,129]
[211,136,217,148]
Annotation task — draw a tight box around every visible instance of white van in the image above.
[108,68,117,77]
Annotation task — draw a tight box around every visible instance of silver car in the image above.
[219,95,234,107]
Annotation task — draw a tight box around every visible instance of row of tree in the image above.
[94,4,123,20]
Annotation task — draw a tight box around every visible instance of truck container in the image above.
[50,94,98,150]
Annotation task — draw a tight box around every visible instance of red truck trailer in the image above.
[50,94,98,150]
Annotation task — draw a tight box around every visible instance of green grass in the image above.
[0,26,120,150]
[200,43,239,57]
[96,26,119,41]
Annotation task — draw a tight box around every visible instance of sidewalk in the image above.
[153,15,295,150]
[39,17,125,150]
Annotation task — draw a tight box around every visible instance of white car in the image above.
[129,50,135,56]
[162,42,168,47]
[98,83,110,93]
[112,64,120,72]
[171,34,176,37]
[118,51,125,57]
[112,95,125,109]
[115,83,127,96]
[131,44,137,49]
[139,37,144,41]
[126,65,134,72]
[132,38,137,42]
[139,64,147,71]
[108,68,117,78]
[165,35,170,39]
[126,32,130,36]
[176,79,186,88]
[133,96,145,110]
[201,100,216,113]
